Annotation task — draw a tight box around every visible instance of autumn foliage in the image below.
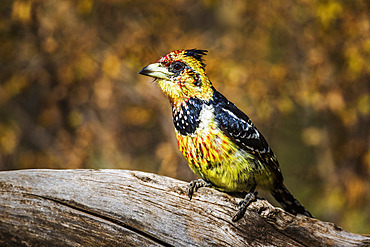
[1,0,369,233]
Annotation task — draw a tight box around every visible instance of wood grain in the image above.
[0,169,368,246]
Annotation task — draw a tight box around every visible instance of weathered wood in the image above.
[0,169,368,246]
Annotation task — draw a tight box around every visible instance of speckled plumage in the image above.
[139,49,312,221]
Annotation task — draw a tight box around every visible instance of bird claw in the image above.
[232,191,258,222]
[187,179,211,200]
[236,191,258,207]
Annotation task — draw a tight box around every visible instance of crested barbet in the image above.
[139,49,313,221]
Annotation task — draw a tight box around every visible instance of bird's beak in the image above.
[139,62,171,80]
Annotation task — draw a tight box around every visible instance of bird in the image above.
[139,49,313,221]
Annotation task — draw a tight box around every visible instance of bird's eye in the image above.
[171,62,184,72]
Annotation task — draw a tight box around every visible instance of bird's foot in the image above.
[187,179,212,200]
[232,191,258,222]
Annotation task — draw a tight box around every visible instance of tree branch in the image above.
[0,169,368,246]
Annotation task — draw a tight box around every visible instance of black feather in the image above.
[212,90,270,153]
[211,89,283,183]
[185,49,208,69]
[173,97,202,135]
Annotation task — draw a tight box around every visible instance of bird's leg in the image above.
[187,179,212,200]
[232,186,258,222]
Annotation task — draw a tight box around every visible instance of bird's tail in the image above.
[271,183,313,218]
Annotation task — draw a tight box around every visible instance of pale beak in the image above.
[139,62,172,80]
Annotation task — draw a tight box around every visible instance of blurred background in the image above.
[1,0,369,233]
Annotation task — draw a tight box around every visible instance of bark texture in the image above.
[0,169,369,246]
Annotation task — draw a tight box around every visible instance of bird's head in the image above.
[139,49,214,107]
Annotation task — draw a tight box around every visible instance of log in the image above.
[0,169,368,246]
